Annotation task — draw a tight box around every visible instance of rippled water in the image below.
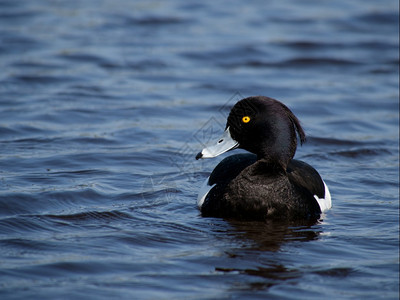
[0,0,399,299]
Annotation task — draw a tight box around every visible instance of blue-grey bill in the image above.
[195,127,239,160]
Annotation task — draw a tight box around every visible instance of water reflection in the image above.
[211,219,322,292]
[227,219,321,252]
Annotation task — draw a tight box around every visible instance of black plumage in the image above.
[196,96,330,221]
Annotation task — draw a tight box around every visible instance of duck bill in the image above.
[195,127,239,160]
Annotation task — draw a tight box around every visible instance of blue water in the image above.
[0,0,399,299]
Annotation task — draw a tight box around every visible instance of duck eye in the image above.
[242,116,251,123]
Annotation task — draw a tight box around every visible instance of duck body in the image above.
[196,96,331,221]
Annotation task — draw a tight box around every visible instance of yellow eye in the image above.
[242,116,251,123]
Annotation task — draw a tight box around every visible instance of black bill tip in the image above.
[195,151,203,160]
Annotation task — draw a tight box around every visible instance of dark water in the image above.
[0,0,399,299]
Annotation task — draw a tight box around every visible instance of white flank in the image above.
[314,181,332,212]
[197,177,215,209]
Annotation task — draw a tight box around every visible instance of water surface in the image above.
[0,0,399,299]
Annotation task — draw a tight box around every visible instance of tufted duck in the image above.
[195,96,331,221]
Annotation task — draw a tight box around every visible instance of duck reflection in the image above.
[225,218,321,252]
[211,218,323,292]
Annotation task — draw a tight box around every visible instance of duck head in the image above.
[196,96,306,170]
